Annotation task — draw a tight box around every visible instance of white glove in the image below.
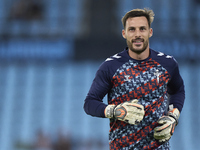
[104,99,145,125]
[154,108,180,143]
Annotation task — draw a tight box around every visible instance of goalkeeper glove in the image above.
[104,99,145,125]
[154,107,180,143]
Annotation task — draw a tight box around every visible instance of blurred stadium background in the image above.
[0,0,199,149]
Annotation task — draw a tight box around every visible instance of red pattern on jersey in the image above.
[108,59,170,149]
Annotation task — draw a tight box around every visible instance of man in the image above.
[84,8,185,149]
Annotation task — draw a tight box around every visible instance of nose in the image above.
[135,29,141,38]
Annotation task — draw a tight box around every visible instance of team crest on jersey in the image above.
[154,69,162,84]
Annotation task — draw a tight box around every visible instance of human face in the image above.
[122,16,153,55]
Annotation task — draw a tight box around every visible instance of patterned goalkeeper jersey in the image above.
[84,48,185,150]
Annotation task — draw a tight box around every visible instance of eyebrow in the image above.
[137,25,148,28]
[128,26,147,29]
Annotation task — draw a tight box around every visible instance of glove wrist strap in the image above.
[168,107,180,125]
[105,105,116,118]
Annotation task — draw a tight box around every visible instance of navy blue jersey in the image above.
[84,48,185,149]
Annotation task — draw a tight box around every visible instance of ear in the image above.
[149,28,153,38]
[122,29,126,39]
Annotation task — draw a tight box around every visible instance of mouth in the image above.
[132,39,144,45]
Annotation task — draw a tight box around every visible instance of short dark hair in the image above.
[121,8,155,29]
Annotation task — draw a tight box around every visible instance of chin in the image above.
[130,47,146,54]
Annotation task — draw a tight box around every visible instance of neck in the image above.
[128,47,150,60]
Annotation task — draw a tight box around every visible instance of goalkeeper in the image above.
[83,8,185,150]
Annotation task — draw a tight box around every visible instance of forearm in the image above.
[168,85,185,112]
[84,96,107,118]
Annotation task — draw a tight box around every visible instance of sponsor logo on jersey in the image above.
[124,75,131,82]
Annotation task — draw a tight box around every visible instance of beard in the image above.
[126,38,149,55]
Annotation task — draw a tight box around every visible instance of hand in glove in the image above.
[154,108,180,143]
[104,99,145,125]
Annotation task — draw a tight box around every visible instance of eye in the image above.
[129,27,135,31]
[140,27,146,31]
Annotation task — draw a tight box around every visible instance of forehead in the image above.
[125,16,149,28]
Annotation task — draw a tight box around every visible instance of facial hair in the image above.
[126,38,149,55]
